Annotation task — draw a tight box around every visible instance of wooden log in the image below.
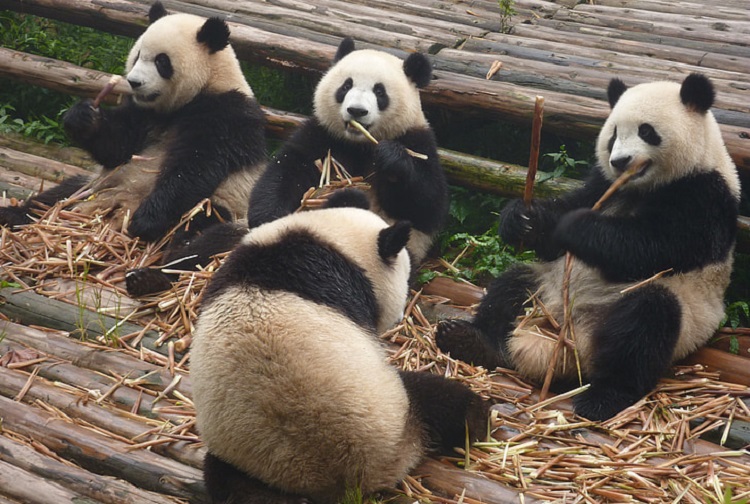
[590,0,750,20]
[0,147,92,184]
[0,132,96,171]
[0,436,180,504]
[0,287,174,359]
[0,365,205,469]
[0,395,207,502]
[0,458,90,504]
[0,166,55,200]
[0,320,192,396]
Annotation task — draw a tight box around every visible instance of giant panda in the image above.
[190,190,487,504]
[436,73,741,421]
[0,2,266,294]
[247,37,448,265]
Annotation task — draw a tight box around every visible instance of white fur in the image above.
[125,13,252,113]
[191,207,417,501]
[313,49,427,143]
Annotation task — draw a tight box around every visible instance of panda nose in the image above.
[128,79,142,90]
[610,155,632,173]
[347,106,368,118]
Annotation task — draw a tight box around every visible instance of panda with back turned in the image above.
[247,37,448,265]
[190,190,487,504]
[0,2,266,290]
[436,73,740,421]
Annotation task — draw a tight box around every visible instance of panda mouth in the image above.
[345,120,372,136]
[134,92,161,103]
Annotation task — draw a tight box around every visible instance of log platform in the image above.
[1,1,749,503]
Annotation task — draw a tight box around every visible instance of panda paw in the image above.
[63,99,102,142]
[435,320,502,369]
[128,205,170,242]
[572,384,641,421]
[374,140,415,184]
[553,208,596,245]
[0,206,32,229]
[498,199,545,248]
[125,268,175,297]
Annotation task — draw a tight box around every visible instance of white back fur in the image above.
[313,49,428,142]
[126,13,252,113]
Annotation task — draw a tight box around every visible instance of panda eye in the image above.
[154,53,174,79]
[373,83,386,98]
[638,123,661,146]
[373,83,389,111]
[607,127,617,152]
[335,78,353,104]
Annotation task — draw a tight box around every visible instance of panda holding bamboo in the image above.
[437,73,741,421]
[0,2,266,296]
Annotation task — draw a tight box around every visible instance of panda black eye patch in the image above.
[335,78,353,103]
[607,127,617,152]
[373,83,389,111]
[155,53,174,79]
[638,123,661,146]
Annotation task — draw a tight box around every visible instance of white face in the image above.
[125,13,251,113]
[313,50,427,142]
[595,80,728,191]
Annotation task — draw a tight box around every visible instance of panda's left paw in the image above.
[572,384,641,421]
[374,140,415,183]
[553,208,596,246]
[126,268,175,297]
[129,206,170,242]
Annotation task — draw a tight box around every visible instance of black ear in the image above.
[607,78,628,108]
[334,37,356,63]
[148,1,168,24]
[197,17,231,54]
[378,221,411,262]
[323,188,370,210]
[403,53,432,88]
[680,73,714,113]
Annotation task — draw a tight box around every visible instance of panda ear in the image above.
[197,17,231,54]
[378,221,411,262]
[334,37,356,63]
[148,1,168,24]
[323,188,370,210]
[403,53,432,88]
[680,73,714,113]
[607,78,628,108]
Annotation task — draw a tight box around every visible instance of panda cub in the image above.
[247,37,448,265]
[436,73,740,421]
[0,2,266,292]
[191,190,487,504]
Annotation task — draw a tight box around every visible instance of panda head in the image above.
[595,73,736,191]
[313,37,431,142]
[125,1,253,113]
[244,203,412,333]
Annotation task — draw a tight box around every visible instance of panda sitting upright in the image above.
[436,73,740,421]
[0,2,266,287]
[191,190,487,504]
[247,37,448,265]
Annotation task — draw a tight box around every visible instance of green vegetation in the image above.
[498,0,516,34]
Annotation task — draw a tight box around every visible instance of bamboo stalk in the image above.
[524,96,545,206]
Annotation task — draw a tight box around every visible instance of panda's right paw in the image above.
[0,206,32,229]
[498,199,542,248]
[63,99,102,142]
[572,384,641,422]
[125,268,174,297]
[435,320,502,369]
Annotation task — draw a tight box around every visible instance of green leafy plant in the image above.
[539,144,589,183]
[498,0,516,34]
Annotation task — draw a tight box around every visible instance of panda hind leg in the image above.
[398,371,489,451]
[0,174,90,229]
[204,452,311,504]
[573,284,681,421]
[126,222,247,297]
[436,264,538,370]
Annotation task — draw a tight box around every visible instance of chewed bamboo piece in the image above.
[348,119,428,160]
[524,96,545,207]
[539,159,651,401]
[93,74,123,108]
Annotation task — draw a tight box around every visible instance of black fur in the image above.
[323,188,370,210]
[148,1,168,23]
[378,221,411,262]
[573,284,681,420]
[403,53,432,89]
[333,37,355,62]
[204,229,379,331]
[680,73,715,113]
[197,17,231,54]
[204,453,309,504]
[0,174,90,228]
[607,78,628,108]
[398,371,488,450]
[247,118,447,237]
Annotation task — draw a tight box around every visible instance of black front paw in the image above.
[126,268,175,297]
[0,206,33,229]
[436,320,502,369]
[63,99,102,143]
[552,208,595,250]
[374,140,414,183]
[572,384,641,421]
[128,205,170,242]
[498,199,544,249]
